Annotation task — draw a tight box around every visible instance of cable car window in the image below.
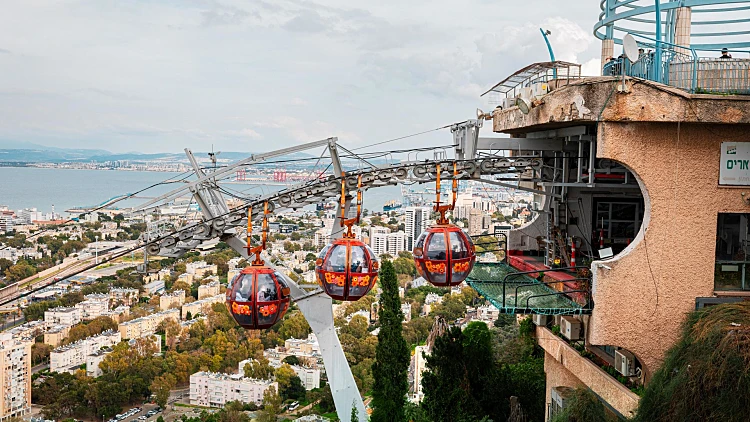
[415,232,427,250]
[326,245,347,272]
[449,231,468,259]
[274,272,289,289]
[350,246,367,273]
[318,244,331,260]
[256,273,278,302]
[426,233,447,260]
[365,245,378,264]
[235,274,253,302]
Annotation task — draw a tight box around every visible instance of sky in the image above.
[0,0,604,154]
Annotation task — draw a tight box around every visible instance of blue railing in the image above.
[603,34,750,95]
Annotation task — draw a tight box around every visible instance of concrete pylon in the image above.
[674,7,692,56]
[601,38,614,72]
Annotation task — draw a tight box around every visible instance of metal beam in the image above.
[479,178,560,198]
[477,137,565,151]
[525,126,588,139]
[133,138,334,212]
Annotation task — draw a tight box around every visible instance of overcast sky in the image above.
[0,0,604,154]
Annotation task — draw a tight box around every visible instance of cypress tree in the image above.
[371,259,410,422]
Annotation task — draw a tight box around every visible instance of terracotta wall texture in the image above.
[591,121,750,378]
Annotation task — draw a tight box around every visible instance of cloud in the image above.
[253,116,360,143]
[200,4,254,26]
[289,97,308,106]
[0,48,10,54]
[224,128,262,139]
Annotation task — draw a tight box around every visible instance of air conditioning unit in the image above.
[529,82,550,99]
[550,386,573,415]
[560,316,582,341]
[501,97,517,109]
[615,349,636,377]
[532,314,549,326]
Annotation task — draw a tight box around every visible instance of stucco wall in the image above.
[591,121,750,378]
[539,327,640,418]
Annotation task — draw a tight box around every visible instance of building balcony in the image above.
[537,326,639,419]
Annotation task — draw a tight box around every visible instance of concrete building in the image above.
[401,303,412,323]
[86,348,112,378]
[7,321,48,342]
[198,281,221,300]
[475,16,750,418]
[314,229,330,248]
[50,330,121,373]
[409,345,429,403]
[186,262,218,278]
[160,290,186,311]
[0,333,32,420]
[44,306,82,326]
[468,208,484,236]
[181,295,223,319]
[44,325,71,347]
[404,207,430,250]
[370,232,388,257]
[143,279,166,295]
[75,293,110,320]
[189,371,278,407]
[118,308,180,340]
[102,305,130,323]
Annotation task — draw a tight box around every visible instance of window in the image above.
[593,199,644,254]
[715,213,750,290]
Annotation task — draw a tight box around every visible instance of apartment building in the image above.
[409,345,429,403]
[238,359,321,391]
[185,262,218,278]
[44,307,82,326]
[0,333,32,420]
[160,290,186,311]
[143,279,166,295]
[181,295,223,319]
[370,231,388,256]
[468,208,485,236]
[404,207,429,250]
[86,348,112,378]
[44,325,71,347]
[7,320,48,341]
[189,371,278,407]
[102,305,130,323]
[109,288,139,306]
[198,281,221,300]
[50,330,121,373]
[118,309,180,340]
[387,231,406,257]
[75,293,110,320]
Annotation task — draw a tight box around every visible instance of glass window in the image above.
[325,245,347,272]
[234,274,253,302]
[415,232,427,250]
[426,233,447,260]
[256,273,278,302]
[715,213,750,291]
[350,246,368,273]
[318,244,331,260]
[449,231,468,259]
[365,245,379,266]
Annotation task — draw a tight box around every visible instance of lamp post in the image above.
[540,28,557,78]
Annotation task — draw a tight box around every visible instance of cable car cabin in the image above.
[316,237,379,301]
[226,266,291,330]
[413,225,476,287]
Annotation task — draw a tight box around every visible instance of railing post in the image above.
[691,48,698,93]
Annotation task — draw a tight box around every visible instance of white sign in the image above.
[720,142,750,185]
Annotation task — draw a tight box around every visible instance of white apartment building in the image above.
[314,229,330,248]
[0,333,32,419]
[370,233,388,256]
[44,325,71,347]
[118,308,180,340]
[476,305,500,324]
[144,279,166,295]
[50,330,121,373]
[189,372,278,407]
[387,231,407,257]
[75,294,110,320]
[86,348,112,378]
[405,207,430,250]
[44,307,82,326]
[102,305,130,323]
[238,358,321,392]
[468,208,484,236]
[160,290,186,311]
[7,320,48,341]
[181,295,223,319]
[0,215,12,234]
[401,303,412,323]
[198,281,221,300]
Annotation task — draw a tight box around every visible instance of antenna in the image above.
[623,34,639,63]
[208,145,221,169]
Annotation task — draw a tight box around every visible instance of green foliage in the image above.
[371,260,409,422]
[64,316,118,344]
[550,388,612,422]
[4,261,37,282]
[634,302,750,422]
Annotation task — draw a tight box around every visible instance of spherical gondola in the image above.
[316,173,379,301]
[226,202,291,330]
[412,162,476,287]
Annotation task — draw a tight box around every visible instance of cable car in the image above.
[413,163,476,287]
[226,203,291,330]
[316,174,379,301]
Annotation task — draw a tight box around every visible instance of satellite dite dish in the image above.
[623,33,639,63]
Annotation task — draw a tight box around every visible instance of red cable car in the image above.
[226,202,291,330]
[316,174,379,301]
[413,163,476,287]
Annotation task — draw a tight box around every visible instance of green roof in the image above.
[466,262,591,315]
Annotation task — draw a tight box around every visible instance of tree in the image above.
[150,373,176,408]
[257,386,282,422]
[4,261,36,282]
[243,358,274,380]
[370,259,409,422]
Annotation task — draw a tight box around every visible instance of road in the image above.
[32,363,48,374]
[83,262,136,277]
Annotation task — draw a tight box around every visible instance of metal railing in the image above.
[471,232,508,264]
[500,267,592,311]
[602,34,750,95]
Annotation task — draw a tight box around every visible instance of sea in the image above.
[0,167,404,215]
